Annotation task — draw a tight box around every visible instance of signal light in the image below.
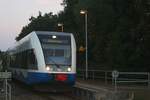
[79,46,85,52]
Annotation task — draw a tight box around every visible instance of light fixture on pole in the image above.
[80,10,88,79]
[58,23,64,32]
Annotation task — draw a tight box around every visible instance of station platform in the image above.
[76,78,150,100]
[76,78,113,91]
[76,78,150,89]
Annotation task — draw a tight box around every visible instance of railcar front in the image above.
[36,32,76,86]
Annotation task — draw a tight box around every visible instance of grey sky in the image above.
[0,0,63,51]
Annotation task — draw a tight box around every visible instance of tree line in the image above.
[15,0,150,72]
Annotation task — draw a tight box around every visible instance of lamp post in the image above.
[58,23,64,32]
[80,10,88,79]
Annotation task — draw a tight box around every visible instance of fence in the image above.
[116,72,150,86]
[77,69,112,84]
[77,69,150,87]
[0,71,12,100]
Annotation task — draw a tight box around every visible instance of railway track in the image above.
[2,80,132,100]
[12,81,81,100]
[36,92,81,100]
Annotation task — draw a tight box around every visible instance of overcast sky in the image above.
[0,0,63,51]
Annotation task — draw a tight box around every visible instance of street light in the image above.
[58,23,64,32]
[80,10,88,79]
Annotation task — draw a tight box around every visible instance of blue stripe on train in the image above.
[25,72,53,84]
[23,72,76,85]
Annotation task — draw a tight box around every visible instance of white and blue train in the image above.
[7,31,76,86]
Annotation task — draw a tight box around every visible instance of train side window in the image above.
[9,49,37,70]
[10,55,16,68]
[15,53,21,68]
[27,49,37,70]
[22,51,28,69]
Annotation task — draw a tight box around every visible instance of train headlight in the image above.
[52,35,57,39]
[67,67,71,72]
[46,66,50,71]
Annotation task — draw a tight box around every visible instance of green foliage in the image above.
[16,0,150,72]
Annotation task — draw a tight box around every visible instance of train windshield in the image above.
[38,34,71,65]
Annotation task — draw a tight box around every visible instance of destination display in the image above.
[41,39,69,44]
[38,35,71,45]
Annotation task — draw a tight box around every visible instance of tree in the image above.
[16,0,150,71]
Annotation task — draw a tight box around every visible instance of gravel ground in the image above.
[9,81,78,100]
[11,82,51,100]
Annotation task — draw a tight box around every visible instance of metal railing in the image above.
[77,69,112,84]
[77,69,150,87]
[116,72,150,85]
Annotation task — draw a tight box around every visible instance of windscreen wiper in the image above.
[48,57,60,68]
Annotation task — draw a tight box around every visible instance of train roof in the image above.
[7,31,74,52]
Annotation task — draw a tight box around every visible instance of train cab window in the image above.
[38,34,72,65]
[55,49,64,57]
[45,49,53,56]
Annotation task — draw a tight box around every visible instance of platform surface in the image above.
[76,78,150,100]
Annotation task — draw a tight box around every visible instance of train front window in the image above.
[38,34,71,65]
[55,49,64,56]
